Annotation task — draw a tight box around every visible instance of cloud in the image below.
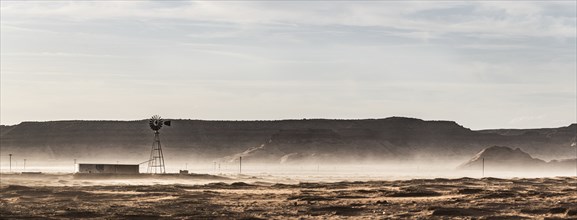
[0,1,575,128]
[2,1,574,37]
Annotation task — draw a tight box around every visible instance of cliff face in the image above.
[477,124,577,160]
[457,146,576,171]
[457,146,547,170]
[1,118,575,163]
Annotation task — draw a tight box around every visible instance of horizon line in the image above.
[2,116,575,131]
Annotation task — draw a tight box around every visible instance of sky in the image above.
[0,1,575,129]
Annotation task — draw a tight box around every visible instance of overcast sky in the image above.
[1,1,575,129]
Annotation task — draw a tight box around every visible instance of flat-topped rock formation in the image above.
[1,118,575,163]
[458,146,576,171]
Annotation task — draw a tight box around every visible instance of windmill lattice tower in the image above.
[147,115,171,174]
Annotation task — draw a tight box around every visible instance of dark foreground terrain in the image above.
[1,175,577,219]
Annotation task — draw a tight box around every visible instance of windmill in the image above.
[147,115,171,174]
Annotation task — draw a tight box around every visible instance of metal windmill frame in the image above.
[147,115,170,174]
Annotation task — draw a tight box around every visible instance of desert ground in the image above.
[1,173,577,219]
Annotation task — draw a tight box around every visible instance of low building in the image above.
[77,164,139,174]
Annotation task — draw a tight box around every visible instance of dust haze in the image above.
[2,0,577,218]
[2,118,577,218]
[2,168,577,219]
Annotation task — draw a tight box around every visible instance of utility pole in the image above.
[572,139,576,180]
[239,156,242,175]
[9,154,12,172]
[74,159,77,173]
[567,137,577,189]
[482,157,485,178]
[23,159,26,170]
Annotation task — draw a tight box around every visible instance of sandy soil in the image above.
[1,174,577,219]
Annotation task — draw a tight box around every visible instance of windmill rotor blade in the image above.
[149,115,165,131]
